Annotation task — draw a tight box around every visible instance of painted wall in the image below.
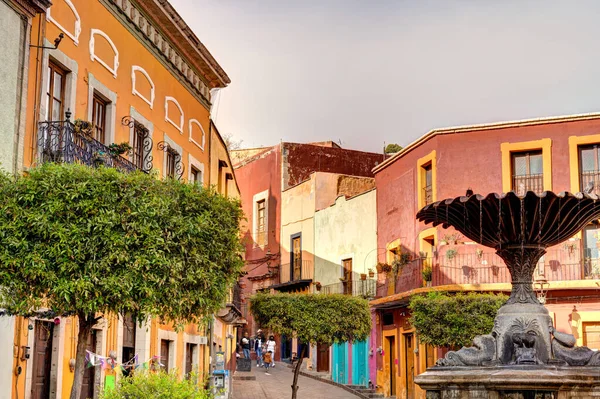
[0,1,25,174]
[314,189,377,287]
[0,316,15,399]
[209,122,239,199]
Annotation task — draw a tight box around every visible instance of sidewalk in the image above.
[232,363,354,399]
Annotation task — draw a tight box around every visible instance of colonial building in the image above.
[6,0,242,398]
[371,113,600,399]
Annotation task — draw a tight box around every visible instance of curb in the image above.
[285,364,370,399]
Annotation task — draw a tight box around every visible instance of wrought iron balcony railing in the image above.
[320,279,376,297]
[38,114,145,174]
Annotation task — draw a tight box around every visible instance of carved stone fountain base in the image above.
[415,366,600,399]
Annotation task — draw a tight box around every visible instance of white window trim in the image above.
[46,0,81,46]
[188,154,205,185]
[253,189,269,248]
[165,96,184,133]
[162,134,183,179]
[188,119,206,150]
[128,107,154,171]
[89,29,119,78]
[131,66,155,109]
[157,329,178,372]
[87,72,117,145]
[39,44,78,123]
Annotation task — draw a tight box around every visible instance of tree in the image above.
[409,292,507,348]
[250,293,371,399]
[222,131,243,151]
[0,163,244,399]
[384,143,403,154]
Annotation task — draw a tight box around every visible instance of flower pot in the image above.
[368,271,375,278]
[360,273,367,280]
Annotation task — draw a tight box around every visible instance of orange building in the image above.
[9,0,242,398]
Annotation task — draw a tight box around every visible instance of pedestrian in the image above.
[240,332,251,359]
[254,329,264,367]
[263,350,273,375]
[265,335,276,367]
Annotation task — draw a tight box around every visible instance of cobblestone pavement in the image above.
[232,364,355,399]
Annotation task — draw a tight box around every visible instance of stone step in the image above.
[232,373,256,381]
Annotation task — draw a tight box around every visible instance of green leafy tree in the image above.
[0,163,244,399]
[250,292,371,399]
[409,291,507,348]
[384,143,403,154]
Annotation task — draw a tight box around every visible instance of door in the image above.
[332,342,347,384]
[317,343,329,372]
[80,329,97,399]
[385,335,397,396]
[121,314,136,377]
[31,321,54,399]
[342,258,353,295]
[292,235,301,280]
[185,343,196,378]
[161,340,170,371]
[352,340,368,386]
[405,333,415,399]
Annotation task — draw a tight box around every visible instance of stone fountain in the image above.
[414,191,600,399]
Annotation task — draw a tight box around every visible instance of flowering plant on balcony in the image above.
[73,119,94,136]
[376,262,392,273]
[108,142,133,157]
[422,265,433,282]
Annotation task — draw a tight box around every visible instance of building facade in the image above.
[5,0,242,398]
[371,114,600,399]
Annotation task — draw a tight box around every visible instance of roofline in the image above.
[210,120,241,195]
[373,111,600,174]
[281,171,375,193]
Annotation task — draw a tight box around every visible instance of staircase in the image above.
[345,385,387,398]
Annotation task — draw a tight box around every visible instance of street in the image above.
[232,365,356,399]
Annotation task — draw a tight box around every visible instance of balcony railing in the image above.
[375,246,600,298]
[278,260,313,284]
[581,170,600,196]
[513,174,544,195]
[321,279,376,297]
[38,117,144,174]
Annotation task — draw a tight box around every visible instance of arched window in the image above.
[131,66,155,109]
[89,29,119,78]
[165,96,184,133]
[47,0,81,45]
[189,119,206,150]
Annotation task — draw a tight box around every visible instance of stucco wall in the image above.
[0,316,15,399]
[314,190,377,287]
[0,1,23,174]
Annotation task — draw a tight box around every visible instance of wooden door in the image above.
[405,333,415,399]
[185,343,196,378]
[161,340,170,371]
[292,236,301,280]
[81,329,97,399]
[385,336,397,396]
[342,259,353,294]
[317,343,329,372]
[31,321,54,399]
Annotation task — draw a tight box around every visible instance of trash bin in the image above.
[236,357,251,372]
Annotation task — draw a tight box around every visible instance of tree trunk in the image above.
[291,345,308,399]
[69,313,94,399]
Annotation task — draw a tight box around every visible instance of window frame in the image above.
[511,150,544,195]
[46,61,66,121]
[501,139,552,193]
[290,233,302,281]
[91,92,108,144]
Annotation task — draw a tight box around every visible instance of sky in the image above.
[170,0,600,153]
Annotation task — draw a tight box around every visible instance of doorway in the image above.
[352,340,368,386]
[31,321,54,399]
[81,329,98,399]
[342,258,353,295]
[317,343,329,372]
[404,333,415,399]
[385,335,397,396]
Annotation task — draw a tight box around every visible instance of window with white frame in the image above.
[253,190,269,247]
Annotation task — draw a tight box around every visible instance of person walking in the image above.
[263,350,273,375]
[254,329,264,367]
[240,332,251,359]
[265,335,276,367]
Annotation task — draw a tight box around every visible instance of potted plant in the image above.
[368,268,375,278]
[446,249,458,261]
[376,262,392,274]
[422,265,433,287]
[476,248,484,261]
[360,273,367,280]
[419,251,427,260]
[315,282,322,291]
[108,142,133,157]
[92,151,107,167]
[490,264,500,277]
[443,233,462,246]
[73,119,94,136]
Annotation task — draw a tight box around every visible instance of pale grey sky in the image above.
[170,0,600,153]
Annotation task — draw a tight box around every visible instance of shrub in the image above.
[101,371,213,399]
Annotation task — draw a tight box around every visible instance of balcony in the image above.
[321,279,376,298]
[581,170,600,196]
[271,260,313,291]
[513,174,543,195]
[376,246,600,298]
[37,116,146,174]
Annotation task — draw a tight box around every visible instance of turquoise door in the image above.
[352,340,368,386]
[332,342,348,384]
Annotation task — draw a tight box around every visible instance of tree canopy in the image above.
[384,143,403,154]
[0,163,244,398]
[409,291,507,348]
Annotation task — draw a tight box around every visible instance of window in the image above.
[91,93,107,143]
[46,62,66,121]
[190,166,203,186]
[342,258,353,295]
[122,313,136,377]
[185,343,197,379]
[256,200,266,245]
[160,339,171,371]
[166,149,176,178]
[579,145,600,196]
[132,121,149,171]
[583,225,600,278]
[423,163,433,206]
[511,151,543,195]
[291,234,302,281]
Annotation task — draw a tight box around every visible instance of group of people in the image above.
[239,329,276,375]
